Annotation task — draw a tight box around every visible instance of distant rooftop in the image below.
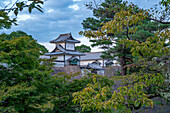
[80,52,103,61]
[86,61,102,69]
[50,33,80,43]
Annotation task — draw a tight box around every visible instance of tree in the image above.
[48,73,114,112]
[81,0,122,58]
[0,31,48,54]
[76,44,91,53]
[148,0,170,24]
[0,32,113,112]
[0,33,54,112]
[80,0,169,76]
[0,0,44,30]
[73,0,170,112]
[0,1,47,110]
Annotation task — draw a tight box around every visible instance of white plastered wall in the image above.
[66,42,75,50]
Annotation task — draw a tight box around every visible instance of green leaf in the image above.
[28,7,32,13]
[14,8,18,16]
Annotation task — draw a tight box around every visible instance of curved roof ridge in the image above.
[50,33,80,43]
[60,33,71,36]
[85,51,103,54]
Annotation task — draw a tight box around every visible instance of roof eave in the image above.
[65,53,85,56]
[50,41,80,43]
[44,52,85,56]
[44,52,65,56]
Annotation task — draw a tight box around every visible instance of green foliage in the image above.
[0,27,114,113]
[75,44,91,53]
[0,36,39,84]
[0,11,17,29]
[0,0,169,113]
[81,0,124,61]
[46,73,114,112]
[81,0,169,76]
[0,31,48,54]
[0,33,53,112]
[123,29,170,96]
[73,74,153,112]
[81,0,170,77]
[74,0,170,112]
[0,83,47,112]
[73,74,114,112]
[0,0,44,30]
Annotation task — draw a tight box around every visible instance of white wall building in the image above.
[43,33,118,68]
[44,33,85,67]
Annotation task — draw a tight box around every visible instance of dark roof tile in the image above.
[80,52,103,60]
[50,33,80,43]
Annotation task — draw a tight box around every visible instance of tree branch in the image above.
[125,57,133,63]
[126,28,130,40]
[147,17,170,24]
[8,0,19,13]
[147,93,160,99]
[59,98,72,109]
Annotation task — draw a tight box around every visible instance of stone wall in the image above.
[52,65,81,75]
[104,66,121,77]
[52,65,120,76]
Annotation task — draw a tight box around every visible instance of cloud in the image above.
[73,0,82,1]
[77,37,104,52]
[1,0,93,42]
[17,14,34,21]
[47,9,54,13]
[0,0,159,53]
[39,42,55,52]
[68,4,80,11]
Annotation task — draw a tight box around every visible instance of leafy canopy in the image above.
[76,44,91,53]
[0,0,44,29]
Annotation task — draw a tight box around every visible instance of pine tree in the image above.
[76,44,91,52]
[81,0,169,75]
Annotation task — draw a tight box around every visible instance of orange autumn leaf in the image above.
[151,102,153,108]
[114,105,117,110]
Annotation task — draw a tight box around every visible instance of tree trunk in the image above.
[120,56,127,76]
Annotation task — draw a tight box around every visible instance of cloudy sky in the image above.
[0,0,159,52]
